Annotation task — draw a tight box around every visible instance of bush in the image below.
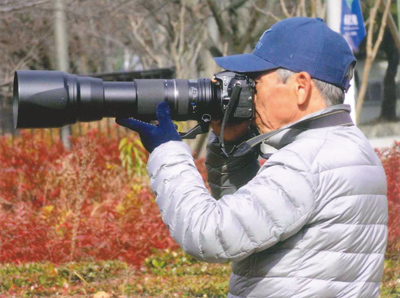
[0,130,177,266]
[376,141,400,255]
[0,130,399,297]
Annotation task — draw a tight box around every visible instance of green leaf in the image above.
[39,275,47,285]
[118,138,128,150]
[151,259,159,268]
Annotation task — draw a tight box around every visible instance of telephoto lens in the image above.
[13,70,221,129]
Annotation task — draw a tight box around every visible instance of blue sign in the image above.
[340,0,366,51]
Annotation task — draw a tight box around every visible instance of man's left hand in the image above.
[116,101,182,153]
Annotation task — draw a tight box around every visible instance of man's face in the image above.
[253,70,298,134]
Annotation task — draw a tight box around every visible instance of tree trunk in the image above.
[355,0,392,123]
[54,0,71,150]
[381,28,399,120]
[356,56,373,122]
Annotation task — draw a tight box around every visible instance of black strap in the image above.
[232,109,354,158]
[220,84,242,158]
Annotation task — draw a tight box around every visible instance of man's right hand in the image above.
[210,119,251,143]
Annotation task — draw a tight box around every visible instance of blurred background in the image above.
[0,0,399,149]
[0,1,399,297]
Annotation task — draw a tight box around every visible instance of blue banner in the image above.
[340,0,366,51]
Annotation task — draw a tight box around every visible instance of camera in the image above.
[13,70,255,138]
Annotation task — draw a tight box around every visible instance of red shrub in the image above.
[0,129,177,266]
[0,131,66,207]
[376,141,400,254]
[1,130,399,266]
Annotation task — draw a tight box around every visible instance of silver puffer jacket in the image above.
[147,105,388,298]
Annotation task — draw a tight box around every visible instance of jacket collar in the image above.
[263,104,352,150]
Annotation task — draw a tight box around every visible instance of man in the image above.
[117,17,388,298]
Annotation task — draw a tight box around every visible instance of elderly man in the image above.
[117,17,387,298]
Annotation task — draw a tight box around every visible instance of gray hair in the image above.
[275,68,344,106]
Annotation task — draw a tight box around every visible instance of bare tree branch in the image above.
[310,0,325,18]
[0,0,50,13]
[298,0,306,17]
[228,0,247,11]
[280,0,292,18]
[320,1,327,19]
[373,0,392,55]
[207,0,229,40]
[316,0,324,18]
[356,0,392,122]
[0,81,12,87]
[311,0,316,18]
[381,0,400,54]
[237,9,260,53]
[251,1,281,22]
[178,2,186,57]
[190,39,203,69]
[129,16,162,66]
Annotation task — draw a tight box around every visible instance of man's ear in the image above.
[294,71,312,106]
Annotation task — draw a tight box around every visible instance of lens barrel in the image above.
[13,70,218,128]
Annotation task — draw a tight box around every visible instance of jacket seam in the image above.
[182,199,209,256]
[307,133,329,172]
[276,148,310,171]
[266,148,317,199]
[272,149,319,284]
[221,212,310,260]
[199,202,231,260]
[230,273,381,284]
[262,247,385,255]
[309,223,387,226]
[267,173,305,211]
[314,194,387,199]
[251,191,284,232]
[230,208,260,253]
[316,164,383,174]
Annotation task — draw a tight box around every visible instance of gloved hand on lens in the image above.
[116,101,182,153]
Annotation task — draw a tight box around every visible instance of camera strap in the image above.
[220,84,242,158]
[229,109,354,159]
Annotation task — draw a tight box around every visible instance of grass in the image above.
[0,249,230,297]
[1,250,399,297]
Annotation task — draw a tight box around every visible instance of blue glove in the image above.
[116,101,182,153]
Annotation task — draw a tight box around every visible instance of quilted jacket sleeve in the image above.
[147,141,315,263]
[205,132,260,199]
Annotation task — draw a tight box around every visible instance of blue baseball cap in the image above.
[214,17,356,91]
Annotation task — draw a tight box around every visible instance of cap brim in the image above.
[214,53,278,73]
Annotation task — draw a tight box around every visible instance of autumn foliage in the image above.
[0,130,399,269]
[375,141,400,255]
[0,130,178,266]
